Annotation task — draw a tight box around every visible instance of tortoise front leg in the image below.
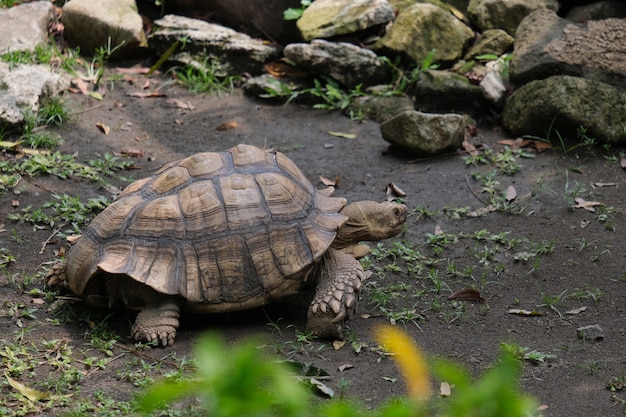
[306,249,365,340]
[131,298,181,347]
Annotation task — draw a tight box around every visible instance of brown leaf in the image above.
[434,224,443,235]
[95,122,110,135]
[264,61,307,78]
[386,182,406,201]
[11,199,19,207]
[66,234,81,244]
[448,288,485,303]
[506,185,517,201]
[338,364,354,372]
[565,306,587,315]
[508,308,542,316]
[328,131,357,139]
[592,182,618,188]
[120,149,143,158]
[71,78,90,95]
[319,175,337,187]
[573,197,604,212]
[31,298,45,305]
[165,98,195,110]
[142,81,151,89]
[215,121,238,131]
[128,91,167,98]
[462,140,478,156]
[332,340,346,350]
[115,66,151,74]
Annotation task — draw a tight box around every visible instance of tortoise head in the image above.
[333,201,407,248]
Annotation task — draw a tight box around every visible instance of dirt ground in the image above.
[0,65,625,416]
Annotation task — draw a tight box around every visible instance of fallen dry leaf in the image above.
[31,298,45,305]
[332,340,346,350]
[71,78,90,95]
[580,219,590,229]
[434,224,443,235]
[448,288,485,303]
[328,131,356,139]
[115,66,151,74]
[6,375,50,402]
[264,61,307,78]
[165,98,195,110]
[338,364,354,372]
[386,182,406,201]
[573,197,604,213]
[95,122,110,135]
[319,175,338,187]
[66,234,81,244]
[621,157,626,169]
[11,199,19,207]
[467,205,496,217]
[592,182,618,188]
[119,149,143,158]
[142,80,151,89]
[128,91,167,98]
[215,121,238,131]
[565,306,587,315]
[506,185,517,201]
[508,309,542,316]
[462,140,478,156]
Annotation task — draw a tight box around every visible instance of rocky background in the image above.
[1,0,626,153]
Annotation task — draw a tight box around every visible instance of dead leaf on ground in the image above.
[506,185,517,201]
[165,98,196,110]
[319,175,338,187]
[128,91,167,98]
[95,122,110,135]
[11,199,19,207]
[573,197,604,213]
[215,121,238,131]
[434,224,443,235]
[115,67,151,74]
[310,377,334,398]
[508,309,542,316]
[66,234,81,244]
[338,364,354,372]
[70,78,90,95]
[620,157,626,169]
[6,375,50,402]
[141,80,151,89]
[462,140,478,156]
[565,306,587,315]
[386,182,406,201]
[332,340,345,350]
[328,131,357,139]
[497,138,552,152]
[580,219,590,229]
[448,288,485,303]
[264,61,308,78]
[467,205,496,217]
[118,149,143,158]
[591,182,618,188]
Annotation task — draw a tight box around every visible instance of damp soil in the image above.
[0,66,624,416]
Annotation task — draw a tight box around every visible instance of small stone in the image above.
[577,324,604,341]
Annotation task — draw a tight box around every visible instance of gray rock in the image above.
[349,93,415,123]
[566,1,626,23]
[375,3,474,66]
[577,324,604,341]
[413,70,486,114]
[243,74,308,99]
[479,70,507,105]
[0,62,69,127]
[510,9,626,90]
[0,1,53,54]
[297,0,395,41]
[467,0,559,36]
[502,75,626,145]
[284,40,390,88]
[380,110,467,156]
[149,15,281,75]
[62,0,147,56]
[464,29,514,60]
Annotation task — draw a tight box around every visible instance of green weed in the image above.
[173,57,240,94]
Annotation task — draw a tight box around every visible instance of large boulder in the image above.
[565,1,626,23]
[412,70,487,114]
[283,40,390,88]
[509,9,626,91]
[62,0,147,56]
[375,2,474,66]
[297,0,395,41]
[149,15,281,76]
[467,0,559,36]
[0,1,54,54]
[502,75,626,145]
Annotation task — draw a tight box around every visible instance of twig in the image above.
[81,353,125,381]
[39,221,68,254]
[70,103,105,116]
[465,173,488,205]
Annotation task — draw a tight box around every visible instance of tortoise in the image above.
[45,144,407,346]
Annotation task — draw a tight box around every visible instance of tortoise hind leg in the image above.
[306,249,365,339]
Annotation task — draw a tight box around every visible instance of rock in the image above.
[0,1,54,54]
[565,1,626,23]
[149,15,281,76]
[375,3,475,66]
[577,324,604,341]
[467,0,559,36]
[380,110,467,156]
[502,75,626,145]
[62,0,147,57]
[464,29,514,60]
[243,74,308,99]
[163,0,303,44]
[0,62,69,127]
[412,70,486,114]
[283,40,390,88]
[479,70,507,106]
[349,93,415,123]
[297,0,395,41]
[510,9,626,90]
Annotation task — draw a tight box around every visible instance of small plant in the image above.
[500,342,556,364]
[173,56,240,94]
[37,97,71,127]
[283,0,311,20]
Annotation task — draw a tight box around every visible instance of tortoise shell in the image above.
[66,144,348,312]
